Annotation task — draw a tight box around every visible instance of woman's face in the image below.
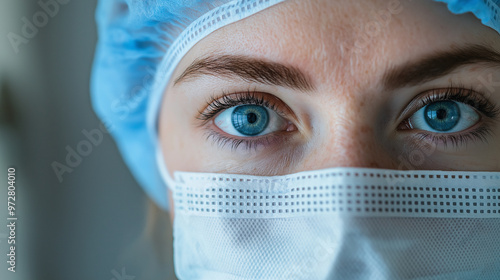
[159,0,500,212]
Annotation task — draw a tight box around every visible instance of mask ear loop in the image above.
[155,147,178,193]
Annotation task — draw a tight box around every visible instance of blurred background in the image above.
[0,1,174,279]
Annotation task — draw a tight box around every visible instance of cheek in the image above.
[159,93,210,175]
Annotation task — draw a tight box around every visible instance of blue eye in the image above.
[409,100,480,133]
[424,101,460,131]
[232,105,269,136]
[214,104,288,137]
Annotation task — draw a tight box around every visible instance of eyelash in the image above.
[197,89,288,123]
[196,90,291,151]
[197,86,500,151]
[398,86,500,148]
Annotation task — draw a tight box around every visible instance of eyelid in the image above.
[395,86,500,149]
[193,90,302,152]
[196,90,299,128]
[204,124,294,152]
[396,86,500,125]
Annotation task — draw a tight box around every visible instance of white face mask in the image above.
[157,151,500,280]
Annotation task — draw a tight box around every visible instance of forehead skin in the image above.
[174,0,498,93]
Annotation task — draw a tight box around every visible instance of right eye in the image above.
[408,100,480,133]
[214,104,289,137]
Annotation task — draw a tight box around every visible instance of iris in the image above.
[424,101,460,131]
[232,105,269,136]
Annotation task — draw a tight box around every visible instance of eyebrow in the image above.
[174,44,500,92]
[173,54,315,91]
[383,44,500,90]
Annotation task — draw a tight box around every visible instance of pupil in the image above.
[247,113,257,124]
[436,109,447,120]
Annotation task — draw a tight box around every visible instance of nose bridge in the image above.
[303,94,393,170]
[327,122,382,168]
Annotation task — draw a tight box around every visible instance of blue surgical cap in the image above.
[434,0,500,32]
[91,0,500,211]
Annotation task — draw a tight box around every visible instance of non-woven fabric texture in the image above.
[160,162,500,279]
[91,0,500,210]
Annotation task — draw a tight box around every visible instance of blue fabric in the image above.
[90,0,500,211]
[434,0,500,34]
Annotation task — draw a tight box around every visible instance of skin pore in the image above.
[158,0,500,215]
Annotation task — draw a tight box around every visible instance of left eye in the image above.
[409,100,480,133]
[214,105,288,137]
